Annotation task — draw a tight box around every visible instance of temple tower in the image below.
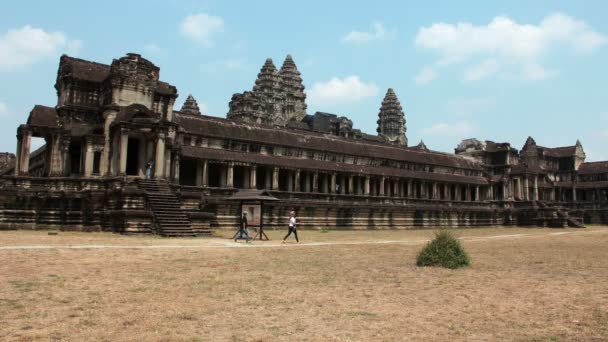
[377,88,407,146]
[277,55,307,125]
[180,94,202,115]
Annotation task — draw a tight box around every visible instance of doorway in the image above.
[126,138,140,176]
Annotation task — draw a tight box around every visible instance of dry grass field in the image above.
[1,227,608,341]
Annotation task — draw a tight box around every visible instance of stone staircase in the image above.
[138,179,197,237]
[536,200,585,228]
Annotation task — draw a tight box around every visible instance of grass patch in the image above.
[416,230,470,269]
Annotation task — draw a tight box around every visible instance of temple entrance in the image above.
[179,158,197,186]
[69,141,82,175]
[126,138,140,176]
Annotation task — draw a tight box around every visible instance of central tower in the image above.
[377,88,407,146]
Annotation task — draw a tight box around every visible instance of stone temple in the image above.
[1,53,607,236]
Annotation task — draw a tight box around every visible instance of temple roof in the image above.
[578,161,608,175]
[58,55,111,83]
[180,95,202,115]
[27,105,59,128]
[174,113,482,171]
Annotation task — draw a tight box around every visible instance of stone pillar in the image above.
[364,176,370,196]
[379,177,385,196]
[196,160,203,186]
[202,160,208,186]
[250,165,257,189]
[444,184,450,200]
[294,169,300,192]
[84,138,94,177]
[312,172,318,192]
[393,180,399,197]
[173,154,180,184]
[340,175,346,194]
[420,181,427,199]
[304,172,311,192]
[18,129,32,175]
[154,135,165,178]
[475,186,480,202]
[465,185,471,201]
[407,180,412,198]
[533,176,539,201]
[348,175,354,195]
[330,173,337,194]
[523,177,529,200]
[226,162,234,187]
[14,133,22,176]
[48,134,63,176]
[119,130,129,175]
[272,167,279,190]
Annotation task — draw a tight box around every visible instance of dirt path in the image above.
[1,228,606,250]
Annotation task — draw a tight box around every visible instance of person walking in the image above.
[234,211,252,243]
[282,210,299,243]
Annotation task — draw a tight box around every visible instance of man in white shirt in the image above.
[282,210,299,243]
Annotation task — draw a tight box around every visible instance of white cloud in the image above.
[421,121,478,137]
[464,59,499,81]
[180,13,224,47]
[415,13,607,81]
[343,22,394,44]
[0,26,81,71]
[447,97,495,116]
[415,66,437,84]
[308,76,379,106]
[0,102,8,117]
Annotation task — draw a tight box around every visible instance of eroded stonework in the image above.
[1,53,607,235]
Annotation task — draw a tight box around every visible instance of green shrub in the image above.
[416,230,470,269]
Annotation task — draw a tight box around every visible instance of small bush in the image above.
[416,230,470,269]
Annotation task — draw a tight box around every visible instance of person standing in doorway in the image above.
[282,210,299,243]
[234,211,252,243]
[145,160,154,179]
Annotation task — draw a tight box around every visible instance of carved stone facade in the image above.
[1,53,608,234]
[377,88,407,146]
[228,55,306,126]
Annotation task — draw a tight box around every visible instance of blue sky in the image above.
[1,0,607,160]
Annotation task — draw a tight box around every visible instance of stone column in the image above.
[304,172,311,192]
[407,180,412,198]
[83,138,94,177]
[475,186,480,202]
[330,173,337,194]
[173,154,180,184]
[444,184,450,200]
[348,175,354,195]
[202,160,208,186]
[294,169,300,192]
[272,167,279,190]
[420,181,427,199]
[465,185,471,201]
[393,180,399,197]
[364,176,371,196]
[379,177,385,196]
[340,175,346,194]
[533,176,539,201]
[18,129,32,175]
[14,133,22,176]
[154,134,165,178]
[250,165,257,189]
[226,162,234,187]
[196,161,203,186]
[119,130,129,176]
[48,134,63,176]
[312,172,318,192]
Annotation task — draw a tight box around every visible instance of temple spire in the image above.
[180,94,201,115]
[253,58,280,94]
[377,88,407,146]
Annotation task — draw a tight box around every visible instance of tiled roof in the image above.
[27,105,59,128]
[181,146,488,185]
[174,114,483,171]
[60,55,110,83]
[578,161,608,175]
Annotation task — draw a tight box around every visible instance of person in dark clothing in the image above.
[234,211,251,243]
[282,210,299,243]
